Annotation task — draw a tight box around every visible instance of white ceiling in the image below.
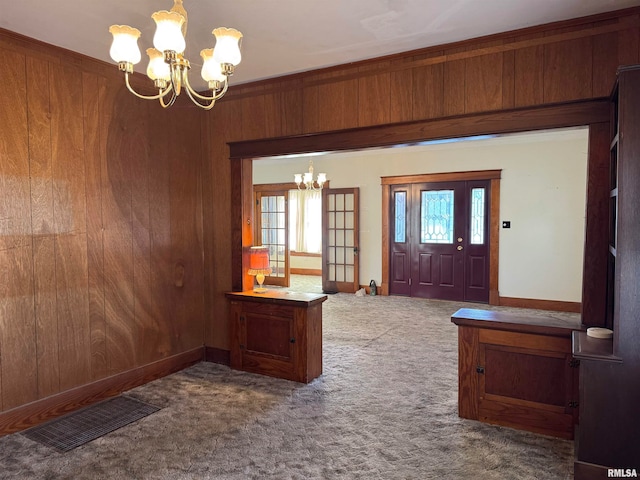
[2,0,639,89]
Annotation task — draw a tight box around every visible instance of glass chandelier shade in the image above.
[109,25,142,65]
[108,0,243,110]
[200,49,226,83]
[212,28,243,66]
[146,48,171,82]
[151,10,186,54]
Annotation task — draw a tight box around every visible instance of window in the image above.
[289,189,322,254]
[420,189,454,244]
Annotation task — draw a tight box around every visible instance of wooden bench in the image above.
[451,308,582,439]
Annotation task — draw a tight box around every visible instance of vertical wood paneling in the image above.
[130,103,154,367]
[317,71,358,131]
[84,74,107,380]
[281,79,304,137]
[592,21,619,98]
[390,67,413,123]
[444,46,466,116]
[544,28,593,103]
[514,34,544,107]
[200,113,214,353]
[465,41,503,113]
[101,87,135,375]
[618,16,640,65]
[147,104,174,358]
[241,87,266,140]
[358,63,390,127]
[206,99,241,349]
[0,48,37,410]
[412,61,444,120]
[502,40,515,109]
[169,106,204,351]
[27,56,60,398]
[0,247,37,410]
[302,81,320,134]
[263,86,283,138]
[49,63,91,392]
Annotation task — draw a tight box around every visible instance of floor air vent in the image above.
[22,396,160,452]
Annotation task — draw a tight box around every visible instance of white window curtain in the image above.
[289,189,322,254]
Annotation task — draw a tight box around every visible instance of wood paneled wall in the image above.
[0,31,205,415]
[203,8,640,349]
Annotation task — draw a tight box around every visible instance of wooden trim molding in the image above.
[0,348,204,436]
[381,169,502,185]
[229,100,610,159]
[574,460,611,480]
[292,268,322,276]
[498,297,582,313]
[291,251,322,258]
[204,347,231,366]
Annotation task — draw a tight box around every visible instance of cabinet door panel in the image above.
[245,313,293,360]
[483,346,566,407]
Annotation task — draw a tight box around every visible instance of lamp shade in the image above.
[248,246,272,275]
[109,25,142,64]
[152,10,186,53]
[146,48,171,81]
[200,48,226,83]
[212,27,243,66]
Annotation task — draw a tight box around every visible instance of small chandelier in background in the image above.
[294,160,327,191]
[108,0,242,110]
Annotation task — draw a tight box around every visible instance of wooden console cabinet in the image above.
[226,290,327,383]
[452,308,581,439]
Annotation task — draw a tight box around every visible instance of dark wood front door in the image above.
[389,180,490,302]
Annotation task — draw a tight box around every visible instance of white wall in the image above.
[253,128,589,302]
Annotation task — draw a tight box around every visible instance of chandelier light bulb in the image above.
[200,48,226,83]
[152,10,186,53]
[146,48,171,81]
[213,28,243,66]
[109,25,142,64]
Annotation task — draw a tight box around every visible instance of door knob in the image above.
[457,237,463,242]
[457,245,463,251]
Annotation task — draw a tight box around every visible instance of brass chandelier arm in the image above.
[124,72,173,100]
[159,90,178,108]
[182,73,229,110]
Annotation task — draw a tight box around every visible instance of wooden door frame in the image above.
[381,170,501,301]
[229,99,609,325]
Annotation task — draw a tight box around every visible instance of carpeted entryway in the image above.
[0,279,575,479]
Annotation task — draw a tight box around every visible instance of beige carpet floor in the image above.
[0,276,576,479]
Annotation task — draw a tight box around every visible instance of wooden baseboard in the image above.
[0,347,204,437]
[204,347,231,366]
[291,268,322,276]
[574,460,611,480]
[498,296,581,313]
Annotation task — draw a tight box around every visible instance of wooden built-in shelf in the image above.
[571,330,622,363]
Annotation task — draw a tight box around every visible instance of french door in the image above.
[322,188,360,293]
[254,189,289,287]
[389,180,490,302]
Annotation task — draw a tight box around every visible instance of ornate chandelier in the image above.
[294,160,327,191]
[108,0,242,110]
